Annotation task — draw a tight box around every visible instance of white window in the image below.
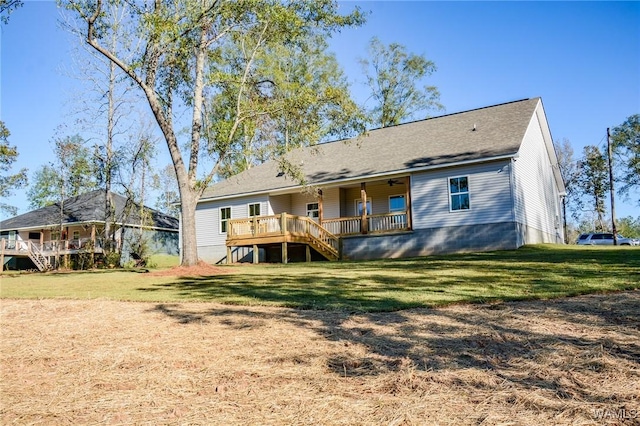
[389,195,406,212]
[220,207,231,233]
[72,231,80,240]
[449,176,470,211]
[248,203,261,217]
[356,199,372,216]
[306,202,319,219]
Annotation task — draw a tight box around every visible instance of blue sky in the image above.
[1,1,639,219]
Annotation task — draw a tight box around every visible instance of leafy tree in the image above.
[575,145,609,231]
[611,114,640,204]
[553,138,579,240]
[359,37,442,128]
[0,121,27,216]
[0,0,22,24]
[153,164,180,218]
[27,135,98,209]
[216,34,365,178]
[66,0,365,266]
[616,215,640,239]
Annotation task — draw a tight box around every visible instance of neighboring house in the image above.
[193,98,565,264]
[0,190,179,271]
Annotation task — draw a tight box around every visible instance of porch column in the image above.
[360,183,368,234]
[1,239,5,271]
[91,224,96,265]
[318,189,324,225]
[39,231,44,246]
[405,176,412,230]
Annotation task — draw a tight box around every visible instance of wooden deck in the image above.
[226,211,410,263]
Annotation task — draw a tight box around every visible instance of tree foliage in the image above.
[359,37,442,128]
[553,138,579,239]
[153,164,180,218]
[611,114,640,204]
[0,121,28,216]
[215,34,365,178]
[27,135,98,209]
[0,0,22,24]
[575,145,609,231]
[65,0,366,265]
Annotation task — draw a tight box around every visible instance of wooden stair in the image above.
[27,242,52,271]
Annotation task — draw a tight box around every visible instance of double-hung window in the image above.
[449,176,470,211]
[356,199,372,216]
[248,203,261,217]
[306,202,319,220]
[220,207,231,233]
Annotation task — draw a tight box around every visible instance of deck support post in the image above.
[282,241,288,264]
[1,238,4,271]
[226,246,232,264]
[306,245,311,262]
[253,244,259,264]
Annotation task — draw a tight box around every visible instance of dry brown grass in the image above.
[1,291,639,425]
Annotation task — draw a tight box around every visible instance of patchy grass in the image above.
[1,245,638,311]
[1,292,639,424]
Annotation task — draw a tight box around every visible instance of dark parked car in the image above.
[576,233,639,246]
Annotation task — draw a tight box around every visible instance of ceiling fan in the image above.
[387,179,403,187]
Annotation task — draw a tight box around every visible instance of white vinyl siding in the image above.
[268,194,291,215]
[320,187,340,220]
[411,161,512,229]
[512,107,562,240]
[195,196,269,248]
[340,181,407,216]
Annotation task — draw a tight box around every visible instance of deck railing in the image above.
[322,211,409,235]
[228,213,340,257]
[1,238,103,254]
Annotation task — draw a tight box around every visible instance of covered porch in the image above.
[226,177,412,263]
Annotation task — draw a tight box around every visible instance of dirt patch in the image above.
[1,291,639,425]
[147,260,230,277]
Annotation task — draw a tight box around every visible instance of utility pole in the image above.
[607,128,617,245]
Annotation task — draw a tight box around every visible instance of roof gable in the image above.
[201,98,541,201]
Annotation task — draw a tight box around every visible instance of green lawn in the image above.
[1,245,638,312]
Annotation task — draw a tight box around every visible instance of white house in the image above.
[191,98,565,263]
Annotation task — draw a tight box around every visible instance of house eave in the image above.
[1,220,178,233]
[198,153,517,203]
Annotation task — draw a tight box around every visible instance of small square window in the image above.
[249,203,261,217]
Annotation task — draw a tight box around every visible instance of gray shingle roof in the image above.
[201,98,541,201]
[0,190,178,231]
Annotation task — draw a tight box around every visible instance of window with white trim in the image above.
[220,207,231,233]
[306,202,319,219]
[449,176,470,211]
[389,195,406,212]
[356,199,372,216]
[248,203,261,217]
[72,231,80,240]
